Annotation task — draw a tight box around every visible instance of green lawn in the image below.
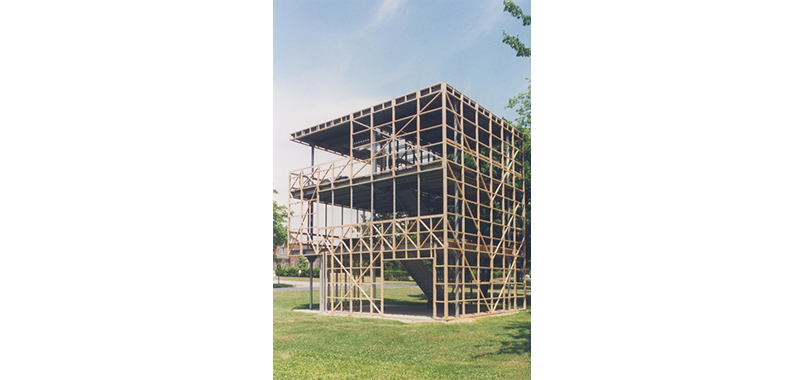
[274,276,319,282]
[273,287,530,380]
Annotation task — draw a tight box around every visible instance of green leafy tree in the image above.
[273,189,289,282]
[507,79,531,131]
[503,0,532,263]
[502,0,531,57]
[273,189,289,258]
[506,79,531,265]
[298,256,308,268]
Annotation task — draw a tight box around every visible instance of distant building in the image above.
[274,246,294,267]
[274,244,319,269]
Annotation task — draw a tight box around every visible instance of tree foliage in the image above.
[507,81,530,181]
[273,189,289,249]
[505,79,531,204]
[276,265,319,277]
[506,78,531,131]
[502,33,530,57]
[507,78,531,262]
[502,0,531,57]
[503,0,531,25]
[502,1,531,263]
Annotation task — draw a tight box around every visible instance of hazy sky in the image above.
[272,0,531,204]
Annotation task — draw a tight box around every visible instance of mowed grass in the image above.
[274,276,319,282]
[273,287,530,380]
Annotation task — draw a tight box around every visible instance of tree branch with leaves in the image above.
[502,0,531,57]
[273,189,289,263]
[502,0,532,268]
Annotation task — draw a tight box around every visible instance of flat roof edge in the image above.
[290,81,525,145]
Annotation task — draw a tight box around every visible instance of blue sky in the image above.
[273,0,531,202]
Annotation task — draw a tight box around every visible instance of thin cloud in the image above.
[273,79,383,204]
[368,0,408,28]
[455,1,505,48]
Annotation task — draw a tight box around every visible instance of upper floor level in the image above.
[290,82,524,168]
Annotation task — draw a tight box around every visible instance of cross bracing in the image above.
[287,82,527,321]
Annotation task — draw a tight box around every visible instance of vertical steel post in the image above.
[309,145,315,310]
[439,83,448,319]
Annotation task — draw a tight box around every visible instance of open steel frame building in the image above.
[287,82,527,321]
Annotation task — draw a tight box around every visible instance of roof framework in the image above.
[288,82,527,321]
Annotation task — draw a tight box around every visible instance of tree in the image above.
[273,189,289,266]
[273,189,289,283]
[506,79,531,265]
[297,256,308,268]
[273,190,289,248]
[507,78,531,131]
[502,0,531,57]
[502,0,532,265]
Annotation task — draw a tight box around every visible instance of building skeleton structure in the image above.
[287,82,527,321]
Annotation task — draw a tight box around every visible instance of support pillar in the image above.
[309,145,315,310]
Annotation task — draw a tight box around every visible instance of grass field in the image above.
[273,287,531,380]
[273,276,319,282]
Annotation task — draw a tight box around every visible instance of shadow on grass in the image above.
[273,283,295,288]
[383,292,428,306]
[473,319,531,357]
[408,293,429,301]
[292,302,319,310]
[294,297,428,311]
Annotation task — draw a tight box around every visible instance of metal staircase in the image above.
[400,260,441,304]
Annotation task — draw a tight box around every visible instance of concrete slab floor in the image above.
[293,304,522,323]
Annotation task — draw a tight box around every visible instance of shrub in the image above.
[299,267,320,278]
[384,270,411,281]
[276,265,319,277]
[276,265,296,277]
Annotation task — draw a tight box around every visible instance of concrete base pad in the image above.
[293,304,523,323]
